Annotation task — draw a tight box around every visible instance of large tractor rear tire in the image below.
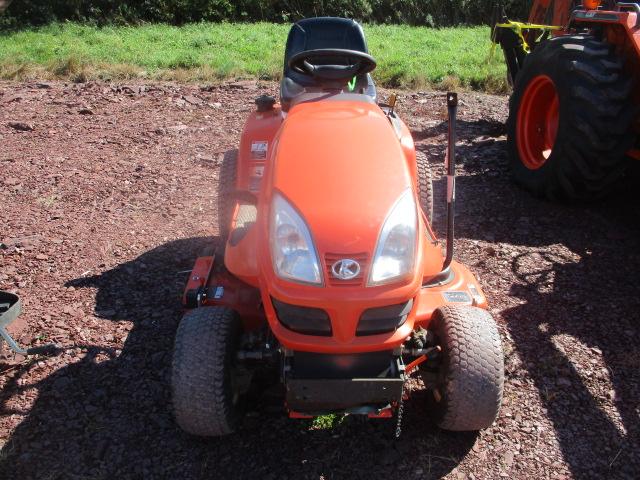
[507,35,635,201]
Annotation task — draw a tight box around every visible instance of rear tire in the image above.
[217,150,238,239]
[416,150,434,223]
[428,305,504,431]
[172,306,243,436]
[507,35,635,201]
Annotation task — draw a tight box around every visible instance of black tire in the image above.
[507,35,635,201]
[428,305,504,431]
[217,150,237,239]
[416,150,434,223]
[172,306,243,436]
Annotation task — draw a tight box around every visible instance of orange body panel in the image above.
[224,220,260,286]
[182,256,213,304]
[526,2,640,60]
[269,101,415,258]
[201,98,490,353]
[396,116,419,195]
[598,10,640,57]
[184,255,264,330]
[181,87,493,357]
[258,260,486,354]
[237,106,284,193]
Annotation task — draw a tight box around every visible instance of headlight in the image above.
[269,192,322,285]
[368,189,417,286]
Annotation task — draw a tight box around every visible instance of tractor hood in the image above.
[270,100,413,256]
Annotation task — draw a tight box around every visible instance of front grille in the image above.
[271,298,332,336]
[356,299,413,336]
[324,252,368,286]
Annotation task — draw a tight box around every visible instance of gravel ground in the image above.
[1,81,639,480]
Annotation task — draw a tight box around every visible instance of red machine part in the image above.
[528,0,573,26]
[236,106,284,193]
[516,74,559,169]
[183,253,486,354]
[182,256,264,331]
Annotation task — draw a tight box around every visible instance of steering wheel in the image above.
[288,49,377,82]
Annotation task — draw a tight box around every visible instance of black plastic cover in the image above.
[255,94,276,112]
[286,377,403,412]
[272,298,332,336]
[356,299,413,336]
[292,350,395,379]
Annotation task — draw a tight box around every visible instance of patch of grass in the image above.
[0,23,507,92]
[36,194,60,207]
[310,414,345,430]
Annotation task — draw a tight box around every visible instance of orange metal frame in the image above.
[528,0,573,26]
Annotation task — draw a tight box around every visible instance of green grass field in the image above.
[0,23,507,92]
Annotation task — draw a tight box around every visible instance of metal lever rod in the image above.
[443,92,458,271]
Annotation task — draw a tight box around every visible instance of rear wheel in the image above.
[172,306,244,436]
[427,305,504,431]
[217,150,237,240]
[416,150,434,223]
[507,35,635,201]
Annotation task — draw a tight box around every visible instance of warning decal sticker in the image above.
[442,291,472,304]
[251,141,268,159]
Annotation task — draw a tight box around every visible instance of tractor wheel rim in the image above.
[516,75,559,170]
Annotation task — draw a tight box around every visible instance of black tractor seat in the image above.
[280,17,377,111]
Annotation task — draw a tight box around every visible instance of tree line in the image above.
[1,0,531,28]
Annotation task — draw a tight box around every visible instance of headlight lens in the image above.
[368,189,417,286]
[269,193,322,285]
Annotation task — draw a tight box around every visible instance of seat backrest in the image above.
[280,17,375,110]
[283,17,369,70]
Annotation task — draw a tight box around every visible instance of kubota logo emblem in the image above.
[331,259,361,280]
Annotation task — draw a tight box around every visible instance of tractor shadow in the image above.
[490,190,640,479]
[0,236,214,478]
[0,236,474,479]
[418,115,640,478]
[413,117,506,145]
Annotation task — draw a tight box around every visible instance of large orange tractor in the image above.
[492,0,640,200]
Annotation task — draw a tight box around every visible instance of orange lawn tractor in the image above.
[492,1,640,200]
[171,17,504,437]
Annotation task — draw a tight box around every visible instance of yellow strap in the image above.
[493,20,563,53]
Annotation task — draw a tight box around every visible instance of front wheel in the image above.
[171,306,244,436]
[427,305,504,431]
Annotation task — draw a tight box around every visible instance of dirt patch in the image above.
[1,81,639,479]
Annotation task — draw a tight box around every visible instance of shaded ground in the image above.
[0,81,638,479]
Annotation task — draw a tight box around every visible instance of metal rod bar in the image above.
[0,327,28,355]
[443,92,458,271]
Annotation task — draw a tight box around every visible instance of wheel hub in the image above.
[516,75,560,169]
